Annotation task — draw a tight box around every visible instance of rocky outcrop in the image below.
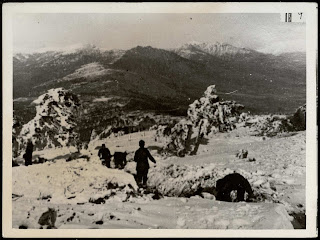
[243,115,295,137]
[238,104,306,137]
[291,104,306,131]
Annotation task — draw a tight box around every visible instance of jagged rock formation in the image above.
[18,88,81,151]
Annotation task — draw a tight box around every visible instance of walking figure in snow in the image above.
[98,144,112,168]
[23,140,33,166]
[134,140,156,188]
[215,173,254,202]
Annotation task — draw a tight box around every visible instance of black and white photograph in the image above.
[2,2,318,238]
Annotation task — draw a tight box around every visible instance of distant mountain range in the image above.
[13,42,306,139]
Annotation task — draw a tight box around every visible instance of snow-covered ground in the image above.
[13,196,293,229]
[62,62,112,81]
[12,127,306,229]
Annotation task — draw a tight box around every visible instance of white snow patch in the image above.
[13,158,138,205]
[93,97,113,103]
[62,62,112,81]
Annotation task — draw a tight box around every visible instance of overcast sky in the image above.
[13,13,306,54]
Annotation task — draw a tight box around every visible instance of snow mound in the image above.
[147,163,282,205]
[147,163,224,197]
[242,114,295,137]
[13,158,138,205]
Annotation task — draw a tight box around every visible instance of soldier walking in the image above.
[23,140,33,166]
[134,140,156,188]
[98,144,112,168]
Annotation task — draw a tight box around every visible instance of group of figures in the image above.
[21,139,254,202]
[98,140,254,201]
[98,140,156,188]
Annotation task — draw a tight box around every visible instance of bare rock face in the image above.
[18,88,81,151]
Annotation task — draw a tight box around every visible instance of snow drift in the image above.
[12,157,138,205]
[147,163,284,206]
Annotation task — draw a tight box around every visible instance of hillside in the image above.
[13,43,306,141]
[12,125,306,229]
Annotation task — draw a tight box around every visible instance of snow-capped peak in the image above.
[179,41,254,57]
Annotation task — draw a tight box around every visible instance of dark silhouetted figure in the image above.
[98,144,111,168]
[23,141,33,166]
[134,140,156,188]
[216,173,254,202]
[114,151,127,169]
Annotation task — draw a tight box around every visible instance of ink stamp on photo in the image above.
[281,13,306,23]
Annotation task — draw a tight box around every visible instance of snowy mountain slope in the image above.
[174,41,255,58]
[14,43,305,115]
[13,43,306,144]
[12,124,305,229]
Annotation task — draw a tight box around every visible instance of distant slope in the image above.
[13,43,306,140]
[172,42,306,113]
